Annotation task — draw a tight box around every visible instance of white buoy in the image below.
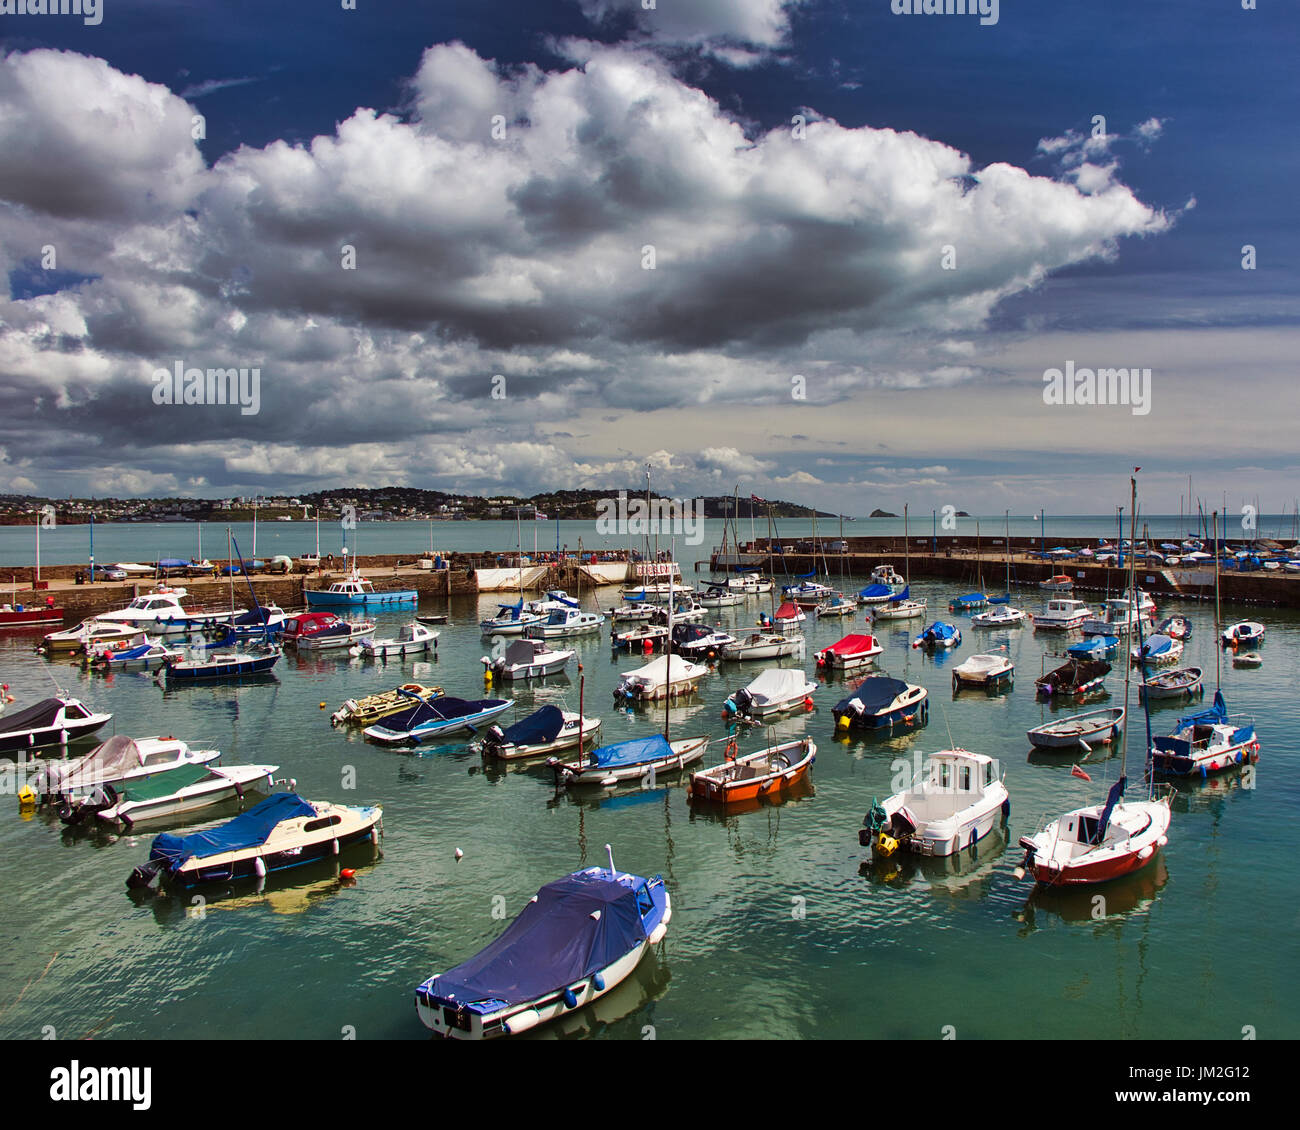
[454,847,463,862]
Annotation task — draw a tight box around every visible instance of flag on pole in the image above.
[1070,764,1092,781]
[751,494,766,504]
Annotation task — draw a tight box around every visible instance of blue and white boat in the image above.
[1068,635,1118,660]
[1149,691,1259,777]
[913,621,962,650]
[548,733,709,787]
[163,641,282,681]
[89,636,182,672]
[832,676,929,731]
[414,847,670,1039]
[126,793,382,889]
[362,696,514,745]
[304,572,417,609]
[1130,633,1183,667]
[1221,621,1265,648]
[949,592,988,611]
[856,583,896,604]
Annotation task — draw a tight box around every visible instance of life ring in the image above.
[724,739,738,762]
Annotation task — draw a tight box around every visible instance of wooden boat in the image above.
[1221,621,1265,648]
[832,676,928,731]
[719,631,804,661]
[1035,658,1109,698]
[304,572,416,608]
[1026,706,1125,751]
[689,737,815,806]
[860,749,1009,858]
[722,668,817,720]
[1039,575,1074,592]
[613,654,708,702]
[548,734,709,788]
[474,705,601,761]
[353,622,439,658]
[1140,666,1203,701]
[1130,633,1183,667]
[814,633,882,672]
[60,763,279,827]
[1149,690,1259,777]
[951,653,1014,689]
[126,793,383,889]
[1030,599,1093,631]
[331,683,444,727]
[484,637,573,679]
[913,621,962,650]
[363,697,514,745]
[0,696,112,755]
[414,850,669,1039]
[41,619,145,653]
[34,734,220,800]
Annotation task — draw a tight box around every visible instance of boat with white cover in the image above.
[722,668,817,720]
[93,587,245,637]
[613,654,708,702]
[860,749,1010,858]
[951,653,1014,689]
[414,849,669,1039]
[483,637,573,680]
[34,734,220,800]
[126,793,383,889]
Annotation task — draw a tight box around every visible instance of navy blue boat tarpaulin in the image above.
[149,793,316,866]
[836,677,909,715]
[500,705,565,745]
[0,697,65,734]
[426,871,647,1006]
[382,697,501,730]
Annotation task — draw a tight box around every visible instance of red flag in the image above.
[751,494,766,503]
[1070,764,1092,781]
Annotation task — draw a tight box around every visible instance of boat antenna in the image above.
[605,842,616,877]
[938,700,956,751]
[1212,510,1221,693]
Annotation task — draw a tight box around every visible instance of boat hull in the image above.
[689,741,814,806]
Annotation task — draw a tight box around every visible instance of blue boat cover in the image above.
[1094,776,1126,842]
[499,705,565,745]
[1173,690,1227,731]
[590,734,673,770]
[149,793,316,867]
[857,584,891,599]
[888,584,910,603]
[954,593,985,603]
[157,558,189,569]
[382,697,505,730]
[423,871,647,1007]
[835,676,910,715]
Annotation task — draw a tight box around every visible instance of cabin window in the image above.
[960,766,971,791]
[303,815,342,832]
[984,763,994,786]
[939,762,950,789]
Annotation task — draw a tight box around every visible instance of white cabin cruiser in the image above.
[524,607,605,639]
[35,734,221,801]
[719,632,805,662]
[93,587,241,637]
[1031,598,1093,631]
[483,638,574,680]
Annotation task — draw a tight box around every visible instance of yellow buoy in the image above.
[836,715,850,729]
[484,670,493,686]
[875,832,899,858]
[18,785,37,809]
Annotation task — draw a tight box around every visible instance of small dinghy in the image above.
[1221,621,1265,648]
[860,749,1009,858]
[1157,615,1192,641]
[415,612,449,626]
[1067,635,1117,660]
[353,621,438,658]
[832,676,928,731]
[719,632,804,661]
[549,734,709,788]
[1149,690,1260,778]
[483,637,574,680]
[0,696,112,754]
[1140,665,1203,700]
[612,623,670,651]
[671,623,735,659]
[474,705,601,761]
[722,668,817,720]
[949,592,988,612]
[60,762,280,827]
[1026,707,1125,751]
[363,697,514,745]
[34,734,221,800]
[1232,651,1262,668]
[291,614,376,651]
[90,637,183,671]
[1130,633,1183,667]
[414,847,669,1039]
[913,621,962,650]
[330,683,443,727]
[971,605,1026,628]
[690,737,815,806]
[613,654,708,702]
[1039,575,1074,592]
[1035,658,1110,698]
[815,593,859,617]
[951,653,1014,690]
[126,793,383,889]
[815,633,883,672]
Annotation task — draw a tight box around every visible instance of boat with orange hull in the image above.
[689,737,815,807]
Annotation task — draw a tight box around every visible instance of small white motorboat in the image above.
[524,607,605,639]
[1030,599,1093,631]
[612,623,670,651]
[971,605,1027,628]
[1221,621,1265,648]
[613,654,709,702]
[1130,633,1183,667]
[1,696,113,755]
[474,705,601,760]
[723,668,817,720]
[719,632,805,662]
[951,653,1014,689]
[483,638,574,680]
[62,763,280,827]
[860,749,1009,858]
[353,621,439,658]
[697,584,744,608]
[689,737,816,806]
[41,619,146,653]
[35,734,221,800]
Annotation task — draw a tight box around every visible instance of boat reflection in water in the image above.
[859,825,1008,898]
[126,849,382,925]
[1014,856,1169,934]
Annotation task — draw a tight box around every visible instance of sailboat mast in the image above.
[1119,477,1138,782]
[664,539,674,739]
[1213,510,1221,691]
[904,503,910,584]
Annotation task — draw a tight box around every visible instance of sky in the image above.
[1,0,1297,517]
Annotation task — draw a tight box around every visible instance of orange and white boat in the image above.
[689,737,815,806]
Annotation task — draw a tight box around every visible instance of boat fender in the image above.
[803,697,814,711]
[332,838,340,855]
[254,856,267,878]
[563,988,578,1009]
[593,973,606,992]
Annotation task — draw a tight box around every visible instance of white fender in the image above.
[254,856,267,878]
[332,838,340,855]
[648,923,668,944]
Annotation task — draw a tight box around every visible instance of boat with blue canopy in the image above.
[414,847,670,1039]
[856,582,895,604]
[1068,635,1117,660]
[913,621,962,650]
[362,696,514,746]
[1149,690,1259,777]
[548,732,709,788]
[949,592,988,611]
[832,675,928,731]
[126,792,382,889]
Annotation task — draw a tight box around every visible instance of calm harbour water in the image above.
[1,527,1297,1040]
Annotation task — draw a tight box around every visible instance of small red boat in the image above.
[0,598,63,628]
[689,737,815,807]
